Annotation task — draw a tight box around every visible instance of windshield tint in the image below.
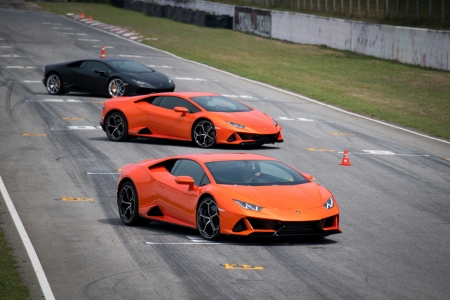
[108,60,154,73]
[205,160,309,186]
[190,96,251,112]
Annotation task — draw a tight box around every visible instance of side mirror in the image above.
[174,106,188,114]
[175,176,195,189]
[302,173,313,181]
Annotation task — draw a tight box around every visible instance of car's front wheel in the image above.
[105,111,129,142]
[197,197,220,241]
[46,73,64,95]
[192,120,216,148]
[117,180,150,226]
[108,78,126,97]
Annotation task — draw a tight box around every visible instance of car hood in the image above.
[214,110,275,127]
[219,182,324,210]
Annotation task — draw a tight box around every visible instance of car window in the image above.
[158,97,195,112]
[205,160,308,186]
[108,60,154,73]
[84,61,108,73]
[190,96,252,112]
[171,159,210,186]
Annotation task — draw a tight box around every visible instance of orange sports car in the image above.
[100,91,283,147]
[117,153,341,240]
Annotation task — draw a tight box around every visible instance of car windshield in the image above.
[190,96,252,112]
[108,60,154,73]
[205,160,309,186]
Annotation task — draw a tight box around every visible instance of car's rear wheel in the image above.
[108,78,126,97]
[197,197,220,241]
[118,181,143,226]
[192,120,216,148]
[105,111,129,142]
[46,73,64,95]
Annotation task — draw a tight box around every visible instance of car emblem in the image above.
[296,210,300,214]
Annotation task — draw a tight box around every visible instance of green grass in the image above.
[39,2,449,139]
[0,220,31,300]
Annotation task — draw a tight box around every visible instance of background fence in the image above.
[210,0,450,28]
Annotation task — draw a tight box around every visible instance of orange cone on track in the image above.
[340,150,351,166]
[81,12,84,18]
[100,46,106,59]
[88,15,92,21]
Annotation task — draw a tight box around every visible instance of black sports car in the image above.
[43,58,175,97]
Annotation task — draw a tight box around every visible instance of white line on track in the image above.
[66,15,450,145]
[22,80,41,83]
[3,66,36,69]
[87,172,120,175]
[51,126,102,130]
[0,176,55,300]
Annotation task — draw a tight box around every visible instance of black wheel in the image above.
[192,119,216,148]
[197,197,220,241]
[108,78,126,97]
[105,111,129,142]
[118,181,143,226]
[46,73,64,95]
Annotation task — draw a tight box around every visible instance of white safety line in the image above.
[87,172,120,175]
[66,15,450,145]
[0,176,55,300]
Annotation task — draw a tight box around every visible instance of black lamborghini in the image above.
[43,58,175,97]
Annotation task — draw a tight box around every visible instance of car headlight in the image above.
[227,121,246,129]
[273,118,278,126]
[234,199,262,211]
[132,79,151,87]
[323,197,334,210]
[168,78,172,83]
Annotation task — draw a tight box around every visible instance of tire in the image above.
[105,111,129,142]
[108,78,126,97]
[192,119,216,148]
[46,73,64,95]
[118,181,144,226]
[197,197,221,241]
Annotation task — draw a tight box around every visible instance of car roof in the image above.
[172,153,277,163]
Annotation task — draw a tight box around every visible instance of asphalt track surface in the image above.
[0,7,449,300]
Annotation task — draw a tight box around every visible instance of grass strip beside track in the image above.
[37,2,450,140]
[0,220,31,300]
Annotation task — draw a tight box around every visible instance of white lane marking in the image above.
[42,22,62,25]
[147,65,173,68]
[51,126,102,130]
[92,45,113,48]
[52,27,73,30]
[77,39,100,42]
[87,172,120,175]
[145,235,290,245]
[22,80,41,83]
[118,54,143,58]
[62,33,87,36]
[4,66,36,69]
[38,99,85,102]
[1,55,25,57]
[0,46,12,48]
[279,116,333,122]
[0,176,56,300]
[340,150,429,157]
[175,77,208,81]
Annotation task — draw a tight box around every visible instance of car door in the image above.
[156,159,210,225]
[147,96,200,139]
[74,61,111,93]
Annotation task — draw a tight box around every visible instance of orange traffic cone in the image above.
[88,15,92,21]
[81,12,84,18]
[100,46,106,59]
[340,150,351,166]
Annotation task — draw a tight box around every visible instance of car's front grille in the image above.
[236,133,280,144]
